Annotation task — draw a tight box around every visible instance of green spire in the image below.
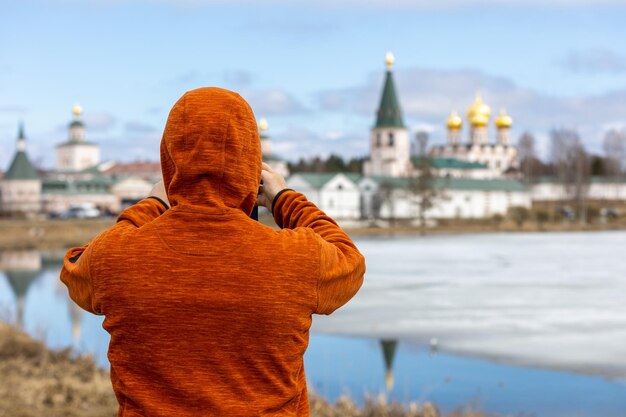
[4,123,39,180]
[375,59,405,128]
[18,121,25,140]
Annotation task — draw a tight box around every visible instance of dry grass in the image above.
[2,215,626,251]
[0,322,117,417]
[0,323,490,417]
[0,218,114,250]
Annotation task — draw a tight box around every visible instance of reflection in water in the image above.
[0,250,41,328]
[380,339,397,391]
[2,249,626,417]
[68,299,83,343]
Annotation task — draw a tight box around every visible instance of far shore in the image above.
[1,216,625,251]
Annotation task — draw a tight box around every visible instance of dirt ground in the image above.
[0,323,488,417]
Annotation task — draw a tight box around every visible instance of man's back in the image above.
[60,87,365,416]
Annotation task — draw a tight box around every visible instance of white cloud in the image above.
[0,105,28,114]
[240,89,308,116]
[124,121,158,134]
[222,70,254,87]
[323,131,346,141]
[83,112,116,132]
[271,126,367,161]
[560,48,626,74]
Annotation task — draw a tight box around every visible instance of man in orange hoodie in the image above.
[60,87,365,417]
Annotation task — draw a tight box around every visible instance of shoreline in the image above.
[1,217,626,250]
[0,322,480,417]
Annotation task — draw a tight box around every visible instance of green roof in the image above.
[42,177,113,195]
[417,157,488,170]
[291,172,362,189]
[443,178,526,192]
[371,176,526,192]
[5,270,39,298]
[375,71,404,128]
[4,151,39,180]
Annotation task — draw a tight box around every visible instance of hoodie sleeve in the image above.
[60,240,101,314]
[117,197,169,228]
[273,190,365,315]
[60,197,168,314]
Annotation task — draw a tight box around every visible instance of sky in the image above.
[1,0,626,169]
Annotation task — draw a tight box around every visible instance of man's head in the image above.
[160,87,262,215]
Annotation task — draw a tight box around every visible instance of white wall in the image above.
[56,144,100,172]
[320,175,360,219]
[0,179,41,213]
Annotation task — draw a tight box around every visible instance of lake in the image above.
[1,231,625,416]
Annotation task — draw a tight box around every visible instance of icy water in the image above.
[1,231,625,416]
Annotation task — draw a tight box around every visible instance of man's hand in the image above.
[257,162,287,212]
[150,180,170,208]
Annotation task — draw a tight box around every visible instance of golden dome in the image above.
[466,93,491,127]
[385,51,395,70]
[446,111,463,130]
[258,117,269,132]
[72,103,83,117]
[495,108,513,129]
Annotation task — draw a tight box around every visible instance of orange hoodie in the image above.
[60,87,365,417]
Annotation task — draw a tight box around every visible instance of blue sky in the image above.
[2,0,626,168]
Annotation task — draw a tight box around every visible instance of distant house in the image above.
[0,124,41,215]
[286,173,361,220]
[531,177,626,203]
[358,176,530,220]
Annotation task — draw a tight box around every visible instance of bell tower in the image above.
[363,52,411,177]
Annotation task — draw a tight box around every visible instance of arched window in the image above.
[337,184,344,190]
[388,132,394,146]
[376,133,382,147]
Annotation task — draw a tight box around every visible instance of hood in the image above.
[160,87,261,214]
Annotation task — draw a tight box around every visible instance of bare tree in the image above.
[550,129,591,223]
[603,129,626,177]
[377,182,395,224]
[518,132,538,186]
[409,132,440,227]
[602,128,626,201]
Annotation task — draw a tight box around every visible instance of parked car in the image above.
[57,203,101,219]
[555,206,575,220]
[600,208,619,219]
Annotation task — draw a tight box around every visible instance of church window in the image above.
[376,133,382,147]
[337,184,344,190]
[388,132,394,146]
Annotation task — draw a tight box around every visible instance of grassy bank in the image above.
[3,216,625,251]
[0,323,487,417]
[0,218,114,250]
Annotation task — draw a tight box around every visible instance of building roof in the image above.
[42,177,112,195]
[375,70,405,129]
[99,161,162,176]
[535,176,626,184]
[56,141,98,148]
[413,156,488,170]
[371,176,526,192]
[5,151,39,180]
[292,172,362,189]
